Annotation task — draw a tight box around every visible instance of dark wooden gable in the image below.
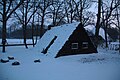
[55,23,98,58]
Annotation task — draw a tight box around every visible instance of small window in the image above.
[82,42,88,49]
[71,43,78,49]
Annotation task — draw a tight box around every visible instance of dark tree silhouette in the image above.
[0,0,24,52]
[101,0,120,48]
[14,0,38,48]
[95,0,102,47]
[37,0,52,38]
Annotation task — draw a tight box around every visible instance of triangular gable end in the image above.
[55,23,98,58]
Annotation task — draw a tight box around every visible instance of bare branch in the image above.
[37,12,42,17]
[44,12,51,15]
[38,5,44,11]
[0,19,3,22]
[6,0,12,14]
[56,14,65,26]
[0,12,3,16]
[14,12,23,24]
[6,0,24,20]
[0,2,3,5]
[27,9,37,24]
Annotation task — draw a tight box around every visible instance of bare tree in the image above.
[83,11,96,26]
[115,0,120,52]
[75,0,92,25]
[63,0,92,25]
[64,2,70,23]
[64,0,77,23]
[101,0,120,48]
[37,0,52,38]
[31,0,38,47]
[0,0,24,52]
[49,0,65,26]
[14,0,38,48]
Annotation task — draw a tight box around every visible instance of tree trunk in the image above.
[24,26,28,48]
[70,11,73,23]
[2,1,7,52]
[95,0,102,47]
[2,20,7,52]
[104,24,108,48]
[23,0,28,49]
[40,23,44,38]
[32,17,35,47]
[80,0,83,24]
[95,0,101,37]
[65,9,69,23]
[40,15,44,38]
[52,9,56,26]
[35,25,38,45]
[32,1,35,47]
[23,24,28,48]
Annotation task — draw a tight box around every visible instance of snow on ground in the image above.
[0,44,120,80]
[0,22,120,80]
[0,39,35,44]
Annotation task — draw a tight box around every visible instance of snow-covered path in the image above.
[0,46,120,80]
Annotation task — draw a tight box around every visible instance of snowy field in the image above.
[0,39,34,44]
[0,39,120,80]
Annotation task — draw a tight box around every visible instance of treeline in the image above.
[0,0,120,52]
[8,25,47,39]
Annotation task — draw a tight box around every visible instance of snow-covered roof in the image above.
[36,22,80,57]
[85,25,109,40]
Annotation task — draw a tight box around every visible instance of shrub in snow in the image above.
[34,59,41,63]
[80,58,96,63]
[99,58,105,60]
[80,57,105,63]
[12,61,20,66]
[0,58,9,63]
[8,56,14,60]
[115,48,119,51]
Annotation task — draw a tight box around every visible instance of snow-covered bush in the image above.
[0,58,9,63]
[8,56,14,60]
[12,61,20,66]
[34,59,41,63]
